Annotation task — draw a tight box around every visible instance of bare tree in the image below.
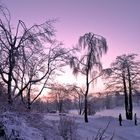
[70,32,108,122]
[0,5,70,109]
[105,54,140,120]
[0,5,53,104]
[68,84,85,115]
[48,83,70,113]
[15,42,70,109]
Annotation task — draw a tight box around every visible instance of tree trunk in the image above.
[84,63,89,123]
[78,95,83,115]
[7,73,12,104]
[79,102,82,115]
[7,50,13,104]
[59,100,63,113]
[79,109,82,115]
[128,67,133,120]
[27,84,32,110]
[84,70,89,123]
[27,94,31,110]
[84,94,88,122]
[122,74,129,119]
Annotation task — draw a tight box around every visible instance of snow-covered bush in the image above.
[58,116,78,140]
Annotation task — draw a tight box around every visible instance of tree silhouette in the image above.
[0,5,70,109]
[70,32,108,122]
[68,84,85,115]
[105,54,140,120]
[48,83,70,113]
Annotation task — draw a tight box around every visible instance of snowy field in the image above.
[1,107,140,140]
[44,107,140,140]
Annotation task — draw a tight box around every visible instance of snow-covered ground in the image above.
[44,107,140,140]
[0,107,140,140]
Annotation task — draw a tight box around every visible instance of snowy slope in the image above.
[0,107,140,140]
[0,112,44,140]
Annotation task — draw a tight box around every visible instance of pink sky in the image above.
[2,0,140,91]
[3,0,140,68]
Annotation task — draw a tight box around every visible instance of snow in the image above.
[43,107,140,140]
[0,107,140,140]
[0,112,43,140]
[95,106,140,118]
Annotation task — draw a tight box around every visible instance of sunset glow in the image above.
[2,0,140,91]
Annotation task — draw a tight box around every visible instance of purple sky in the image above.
[2,0,140,68]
